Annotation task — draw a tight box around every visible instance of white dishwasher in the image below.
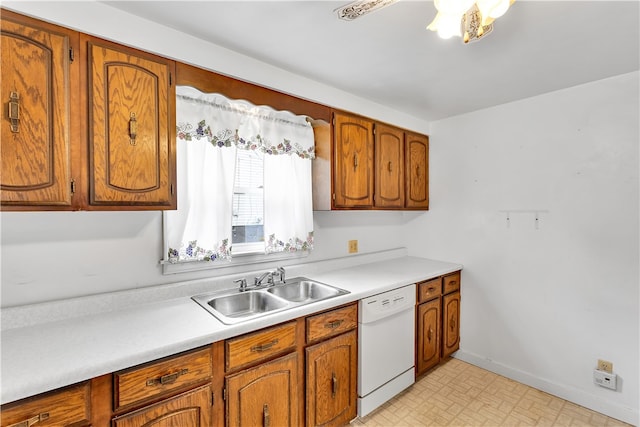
[358,284,416,417]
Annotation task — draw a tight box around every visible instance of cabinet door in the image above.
[405,132,429,209]
[86,37,176,209]
[416,298,441,376]
[1,12,78,209]
[306,330,357,427]
[374,123,404,208]
[112,385,211,427]
[333,112,374,208]
[226,352,299,427]
[442,291,461,358]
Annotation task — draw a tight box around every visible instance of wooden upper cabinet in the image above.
[405,132,429,209]
[85,36,176,209]
[333,112,374,208]
[374,123,405,209]
[0,11,79,210]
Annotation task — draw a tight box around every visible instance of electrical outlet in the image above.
[598,359,613,373]
[348,240,358,253]
[593,369,617,390]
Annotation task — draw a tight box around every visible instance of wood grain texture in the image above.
[0,382,90,427]
[418,278,442,303]
[374,123,405,208]
[443,271,461,295]
[442,291,461,358]
[333,111,374,208]
[225,321,297,372]
[86,36,175,208]
[225,352,299,427]
[306,330,357,427]
[114,347,212,411]
[112,385,211,427]
[405,132,429,210]
[306,303,357,344]
[0,11,75,207]
[176,62,331,122]
[416,297,441,376]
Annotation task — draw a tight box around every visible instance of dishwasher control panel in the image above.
[358,284,416,323]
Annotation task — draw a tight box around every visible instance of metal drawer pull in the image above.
[8,91,20,133]
[448,280,458,287]
[8,412,49,427]
[251,339,278,353]
[263,403,270,427]
[146,368,189,386]
[332,372,338,398]
[324,319,344,329]
[129,112,137,145]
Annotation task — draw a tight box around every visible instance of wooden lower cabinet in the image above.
[112,385,211,427]
[442,290,461,358]
[225,352,299,427]
[416,298,441,375]
[306,330,357,427]
[415,271,461,377]
[0,382,90,427]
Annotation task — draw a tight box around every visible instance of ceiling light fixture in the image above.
[427,0,515,43]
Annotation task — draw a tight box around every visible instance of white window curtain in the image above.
[166,86,315,263]
[238,104,315,254]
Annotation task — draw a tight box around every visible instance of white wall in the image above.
[405,72,639,424]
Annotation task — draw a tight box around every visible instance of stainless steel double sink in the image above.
[192,277,350,325]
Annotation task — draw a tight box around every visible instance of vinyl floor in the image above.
[352,358,631,427]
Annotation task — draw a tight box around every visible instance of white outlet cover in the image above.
[593,369,617,390]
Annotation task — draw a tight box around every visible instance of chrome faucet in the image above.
[254,271,273,287]
[273,266,286,284]
[234,278,248,292]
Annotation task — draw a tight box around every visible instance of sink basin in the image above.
[267,279,347,303]
[192,290,289,324]
[192,277,349,324]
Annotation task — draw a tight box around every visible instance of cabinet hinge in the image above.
[170,183,174,195]
[222,388,227,401]
[69,47,74,62]
[332,193,336,201]
[211,391,215,407]
[169,72,172,86]
[70,179,76,194]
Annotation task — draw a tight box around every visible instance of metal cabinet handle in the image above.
[427,327,433,342]
[324,319,344,330]
[332,372,338,398]
[146,368,188,386]
[353,153,358,168]
[251,339,278,353]
[263,403,270,427]
[8,91,20,133]
[8,412,49,427]
[129,112,137,145]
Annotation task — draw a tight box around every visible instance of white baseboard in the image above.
[454,350,638,426]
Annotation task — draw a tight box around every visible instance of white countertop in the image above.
[0,255,462,405]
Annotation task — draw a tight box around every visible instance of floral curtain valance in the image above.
[166,86,315,263]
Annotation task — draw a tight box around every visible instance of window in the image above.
[163,86,315,272]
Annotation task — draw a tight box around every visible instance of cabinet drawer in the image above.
[226,321,297,372]
[443,271,461,294]
[306,303,357,344]
[1,382,90,427]
[418,278,442,302]
[114,347,212,411]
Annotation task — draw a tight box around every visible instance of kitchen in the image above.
[1,1,638,426]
